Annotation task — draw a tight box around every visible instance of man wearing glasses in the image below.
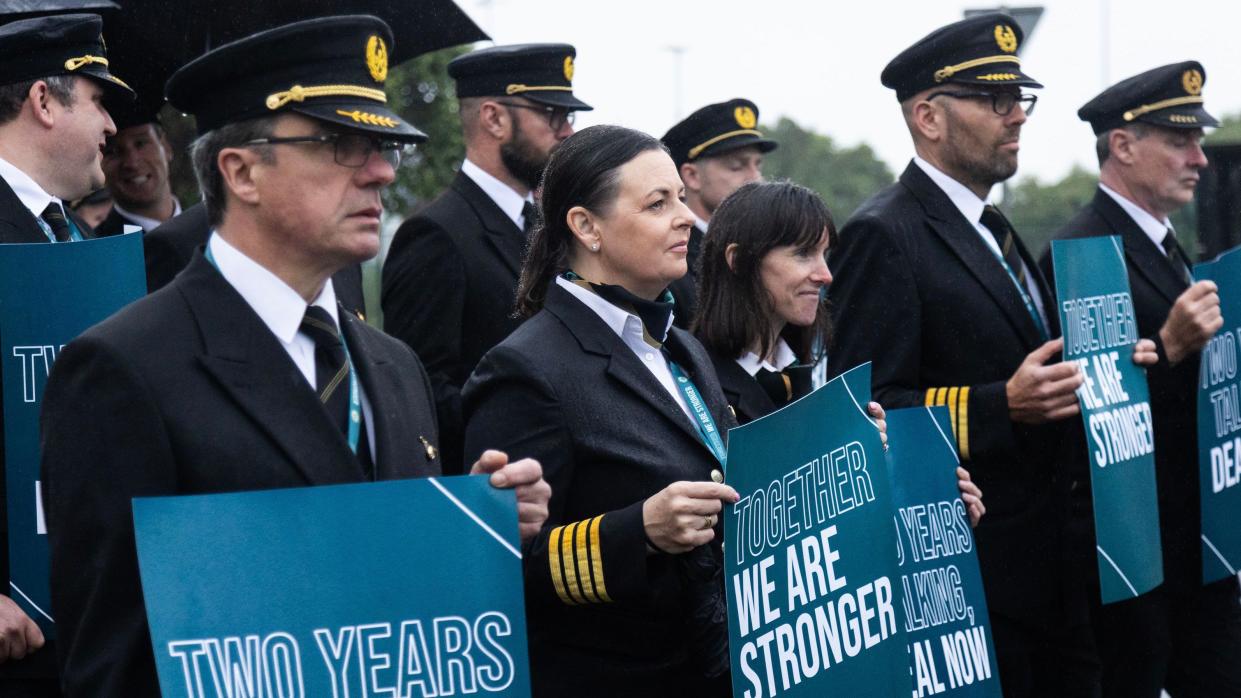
[826,14,1101,696]
[382,43,592,474]
[39,18,550,696]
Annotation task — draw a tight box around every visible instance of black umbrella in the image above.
[104,0,487,106]
[0,0,117,22]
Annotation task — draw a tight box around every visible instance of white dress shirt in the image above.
[461,158,535,231]
[692,211,710,233]
[556,276,693,419]
[913,156,1049,326]
[735,337,798,377]
[112,198,183,233]
[0,155,62,237]
[208,233,377,459]
[1098,183,1175,255]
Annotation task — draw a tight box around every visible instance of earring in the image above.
[591,242,599,252]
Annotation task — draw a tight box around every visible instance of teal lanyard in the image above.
[37,210,85,243]
[204,240,361,454]
[668,360,727,465]
[992,251,1049,341]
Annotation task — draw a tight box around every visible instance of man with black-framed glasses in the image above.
[382,43,593,474]
[827,13,1109,697]
[39,18,551,696]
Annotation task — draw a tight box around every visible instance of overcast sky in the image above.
[456,0,1241,184]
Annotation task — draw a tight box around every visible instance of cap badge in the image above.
[1182,69,1203,96]
[734,106,757,129]
[994,25,1018,53]
[563,55,575,82]
[366,35,388,83]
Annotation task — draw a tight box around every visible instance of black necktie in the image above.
[40,203,72,242]
[300,306,373,474]
[1161,229,1193,286]
[521,200,538,236]
[755,365,815,407]
[980,205,1027,287]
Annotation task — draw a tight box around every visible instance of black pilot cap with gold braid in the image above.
[1078,61,1219,135]
[662,98,778,170]
[165,15,426,143]
[881,13,1042,102]
[448,43,593,111]
[0,13,133,101]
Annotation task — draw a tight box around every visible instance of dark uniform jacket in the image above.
[382,171,527,474]
[462,283,735,697]
[39,253,442,696]
[668,223,705,330]
[708,351,777,426]
[1041,188,1223,592]
[91,205,141,238]
[142,202,367,316]
[826,162,1075,629]
[0,176,100,682]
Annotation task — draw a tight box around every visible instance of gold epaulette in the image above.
[925,386,971,460]
[548,515,612,605]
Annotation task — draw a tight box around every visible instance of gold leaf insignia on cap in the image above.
[994,25,1018,53]
[366,35,388,83]
[734,106,757,129]
[563,56,575,82]
[1182,69,1203,96]
[336,109,398,128]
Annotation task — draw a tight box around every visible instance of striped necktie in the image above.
[40,203,73,242]
[980,205,1027,286]
[300,306,372,474]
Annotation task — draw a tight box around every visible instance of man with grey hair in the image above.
[0,13,131,697]
[381,43,591,474]
[1041,61,1240,697]
[39,17,550,696]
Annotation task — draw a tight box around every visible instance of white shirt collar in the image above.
[207,232,338,344]
[692,211,710,233]
[913,156,991,226]
[0,155,58,218]
[1097,183,1173,253]
[461,158,534,230]
[112,198,183,233]
[735,338,798,377]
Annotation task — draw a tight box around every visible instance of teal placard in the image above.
[1193,245,1241,583]
[724,363,908,698]
[886,407,1001,698]
[133,476,531,698]
[1052,235,1163,603]
[0,233,145,637]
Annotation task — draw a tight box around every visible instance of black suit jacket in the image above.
[462,283,735,697]
[826,161,1076,628]
[668,223,705,330]
[142,202,367,316]
[91,206,141,238]
[0,176,101,681]
[39,253,442,696]
[1040,188,1206,589]
[708,351,777,426]
[382,171,527,475]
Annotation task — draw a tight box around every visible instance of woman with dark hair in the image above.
[693,180,985,525]
[463,124,737,696]
[694,180,836,424]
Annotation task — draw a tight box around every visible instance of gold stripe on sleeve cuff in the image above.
[548,524,578,605]
[573,519,598,603]
[958,386,971,460]
[588,515,612,602]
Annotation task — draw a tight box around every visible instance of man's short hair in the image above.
[189,116,277,227]
[1096,122,1151,166]
[0,74,75,125]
